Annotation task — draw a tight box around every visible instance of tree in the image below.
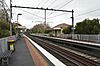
[32,24,45,33]
[75,18,100,34]
[0,9,17,38]
[63,25,72,34]
[32,24,51,33]
[0,22,10,38]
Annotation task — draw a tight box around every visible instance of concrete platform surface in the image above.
[8,38,35,66]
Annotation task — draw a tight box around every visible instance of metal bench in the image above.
[0,50,12,65]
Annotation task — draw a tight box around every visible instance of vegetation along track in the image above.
[28,35,100,66]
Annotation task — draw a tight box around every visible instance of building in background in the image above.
[49,23,70,37]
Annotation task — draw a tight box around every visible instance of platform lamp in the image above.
[17,13,22,36]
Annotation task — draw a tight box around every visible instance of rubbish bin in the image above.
[8,40,15,52]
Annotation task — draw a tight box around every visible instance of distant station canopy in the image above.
[15,26,26,33]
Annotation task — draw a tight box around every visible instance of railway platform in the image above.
[1,34,100,66]
[0,36,51,66]
[7,38,35,66]
[0,35,65,66]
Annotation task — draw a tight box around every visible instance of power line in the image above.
[47,13,67,19]
[36,0,51,15]
[39,0,58,17]
[42,0,50,7]
[20,9,44,19]
[47,0,74,16]
[12,5,73,26]
[34,0,44,13]
[47,0,57,8]
[35,0,50,17]
[12,5,73,25]
[76,9,100,17]
[37,0,44,7]
[55,0,74,9]
[12,5,72,12]
[32,0,45,16]
[57,9,100,23]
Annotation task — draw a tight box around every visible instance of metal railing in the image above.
[60,34,100,42]
[32,33,100,43]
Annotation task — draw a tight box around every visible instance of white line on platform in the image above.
[24,35,66,66]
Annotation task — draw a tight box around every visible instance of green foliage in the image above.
[63,25,72,34]
[45,29,52,34]
[0,11,16,38]
[0,18,10,38]
[75,18,100,34]
[0,30,10,38]
[49,32,54,37]
[31,24,51,33]
[32,24,45,33]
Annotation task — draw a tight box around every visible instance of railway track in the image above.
[33,35,100,59]
[28,35,100,66]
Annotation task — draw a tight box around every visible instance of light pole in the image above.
[71,10,74,39]
[10,0,12,36]
[17,13,22,35]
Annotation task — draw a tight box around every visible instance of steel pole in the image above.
[44,9,46,28]
[72,10,74,39]
[10,0,12,36]
[72,9,74,34]
[17,14,18,35]
[16,13,22,36]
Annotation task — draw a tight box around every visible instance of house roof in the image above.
[15,26,26,29]
[53,23,70,29]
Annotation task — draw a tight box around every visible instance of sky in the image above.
[5,0,100,29]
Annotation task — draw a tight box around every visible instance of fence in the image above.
[31,33,100,43]
[0,35,16,54]
[60,34,100,42]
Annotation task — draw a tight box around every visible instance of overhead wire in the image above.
[7,0,100,27]
[57,9,100,23]
[19,9,44,19]
[47,0,74,16]
[36,0,74,25]
[47,13,67,19]
[45,0,57,17]
[39,0,58,18]
[45,0,74,24]
[47,1,100,23]
[35,0,50,17]
[33,0,44,15]
[41,0,50,7]
[75,9,100,17]
[37,0,43,7]
[36,0,52,19]
[54,0,74,9]
[31,0,47,17]
[46,0,57,8]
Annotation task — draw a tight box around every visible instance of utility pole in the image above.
[44,9,46,28]
[10,0,12,36]
[17,13,22,35]
[71,9,74,39]
[12,6,74,36]
[72,9,74,34]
